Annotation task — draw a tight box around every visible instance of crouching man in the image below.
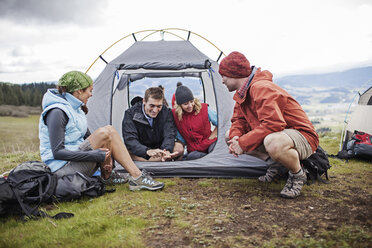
[122,87,182,161]
[219,52,319,198]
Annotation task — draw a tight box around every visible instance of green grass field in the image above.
[0,116,371,248]
[0,115,40,154]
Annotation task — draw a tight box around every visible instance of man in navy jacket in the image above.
[122,87,181,161]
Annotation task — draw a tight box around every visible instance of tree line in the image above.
[0,82,56,107]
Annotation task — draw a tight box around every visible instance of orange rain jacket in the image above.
[229,68,319,152]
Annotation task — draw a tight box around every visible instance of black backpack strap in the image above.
[21,210,74,221]
[308,174,316,185]
[51,212,74,219]
[12,184,74,220]
[12,187,39,218]
[38,174,57,200]
[37,210,74,219]
[38,177,43,203]
[324,170,329,180]
[316,174,330,184]
[328,154,338,158]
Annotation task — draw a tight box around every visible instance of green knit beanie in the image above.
[58,71,93,93]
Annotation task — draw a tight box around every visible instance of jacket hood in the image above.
[251,68,273,83]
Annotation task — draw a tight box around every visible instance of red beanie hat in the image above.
[219,51,252,78]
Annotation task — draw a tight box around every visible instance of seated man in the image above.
[122,87,182,161]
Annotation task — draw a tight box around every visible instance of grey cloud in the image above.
[355,0,372,5]
[0,57,44,73]
[0,0,108,25]
[338,0,372,7]
[10,46,34,57]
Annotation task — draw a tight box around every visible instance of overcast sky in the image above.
[0,0,371,84]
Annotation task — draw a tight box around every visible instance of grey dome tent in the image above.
[86,29,266,178]
[340,85,372,148]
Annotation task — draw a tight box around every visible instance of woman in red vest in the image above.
[172,85,218,160]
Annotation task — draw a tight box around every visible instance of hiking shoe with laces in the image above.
[280,168,307,199]
[102,171,130,185]
[258,165,281,183]
[129,170,164,191]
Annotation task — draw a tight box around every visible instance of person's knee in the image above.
[103,125,116,133]
[96,126,113,143]
[263,133,285,159]
[173,142,184,156]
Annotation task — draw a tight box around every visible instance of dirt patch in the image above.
[143,176,372,247]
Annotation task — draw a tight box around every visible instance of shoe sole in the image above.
[258,175,281,183]
[280,192,299,199]
[103,179,129,186]
[280,185,305,199]
[129,185,164,191]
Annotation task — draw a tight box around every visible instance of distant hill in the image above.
[1,67,371,108]
[275,66,372,89]
[274,66,372,105]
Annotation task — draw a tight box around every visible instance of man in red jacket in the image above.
[219,51,319,199]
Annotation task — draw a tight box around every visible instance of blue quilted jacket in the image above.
[39,89,87,172]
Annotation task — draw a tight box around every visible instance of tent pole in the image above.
[86,28,226,73]
[339,121,347,151]
[132,33,137,42]
[99,55,108,64]
[217,51,223,62]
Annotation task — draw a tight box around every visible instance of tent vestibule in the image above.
[87,40,267,178]
[343,86,372,144]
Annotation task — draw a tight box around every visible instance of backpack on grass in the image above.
[0,161,73,219]
[54,171,108,202]
[0,177,19,215]
[337,130,372,161]
[301,146,331,184]
[1,161,113,220]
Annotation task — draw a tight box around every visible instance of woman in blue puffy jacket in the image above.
[38,71,164,191]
